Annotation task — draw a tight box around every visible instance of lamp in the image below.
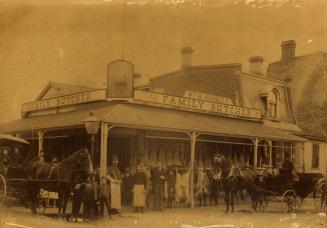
[84,112,100,164]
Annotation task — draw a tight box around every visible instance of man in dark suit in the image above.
[151,162,166,211]
[280,156,295,183]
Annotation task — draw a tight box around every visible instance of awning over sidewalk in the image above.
[0,133,30,144]
[0,101,306,142]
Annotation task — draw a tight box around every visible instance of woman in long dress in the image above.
[132,163,148,213]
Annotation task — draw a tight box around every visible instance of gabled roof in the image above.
[266,51,327,140]
[294,101,327,139]
[148,63,242,104]
[36,81,96,101]
[266,51,327,81]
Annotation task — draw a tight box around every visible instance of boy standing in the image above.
[98,176,112,219]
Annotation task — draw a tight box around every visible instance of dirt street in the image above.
[0,198,325,228]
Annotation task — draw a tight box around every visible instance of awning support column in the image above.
[187,131,200,208]
[37,130,45,156]
[100,123,115,178]
[253,138,259,169]
[268,140,272,166]
[300,142,305,173]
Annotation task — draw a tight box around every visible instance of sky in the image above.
[0,0,327,123]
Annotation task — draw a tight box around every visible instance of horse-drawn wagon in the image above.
[212,154,326,214]
[0,133,93,217]
[246,168,326,213]
[0,133,33,209]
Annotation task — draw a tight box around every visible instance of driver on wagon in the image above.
[11,145,24,166]
[280,155,295,182]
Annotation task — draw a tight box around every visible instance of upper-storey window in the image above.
[268,90,278,118]
[312,144,320,169]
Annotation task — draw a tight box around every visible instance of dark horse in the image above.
[25,148,92,217]
[216,157,259,213]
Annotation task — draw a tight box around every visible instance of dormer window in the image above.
[259,87,279,119]
[268,90,278,118]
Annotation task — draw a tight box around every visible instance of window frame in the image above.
[312,144,320,169]
[268,90,278,119]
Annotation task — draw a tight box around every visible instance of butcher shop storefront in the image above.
[0,60,306,207]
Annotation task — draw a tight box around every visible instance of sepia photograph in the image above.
[0,0,326,227]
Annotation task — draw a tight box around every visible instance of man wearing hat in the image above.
[122,166,133,206]
[150,161,166,211]
[106,154,122,212]
[11,144,24,166]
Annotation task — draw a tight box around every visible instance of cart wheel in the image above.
[261,199,268,211]
[282,190,297,213]
[314,183,327,213]
[297,197,304,209]
[36,189,49,214]
[0,175,7,206]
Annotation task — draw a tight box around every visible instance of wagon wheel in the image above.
[0,175,7,206]
[314,183,327,213]
[260,199,269,211]
[282,190,297,213]
[296,197,304,209]
[36,189,49,214]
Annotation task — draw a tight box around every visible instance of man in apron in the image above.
[106,154,122,212]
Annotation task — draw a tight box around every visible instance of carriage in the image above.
[0,133,92,217]
[248,168,327,213]
[0,133,50,213]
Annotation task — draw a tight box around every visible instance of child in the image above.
[166,169,175,208]
[98,176,111,219]
[83,175,98,222]
[133,163,148,213]
[71,173,85,222]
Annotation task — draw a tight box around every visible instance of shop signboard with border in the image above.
[22,89,107,114]
[134,90,262,119]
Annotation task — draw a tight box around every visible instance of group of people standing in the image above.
[120,160,170,212]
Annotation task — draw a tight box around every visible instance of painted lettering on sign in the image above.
[134,90,261,119]
[22,90,106,113]
[183,90,233,105]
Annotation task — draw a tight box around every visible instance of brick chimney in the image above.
[181,46,194,69]
[281,40,296,61]
[249,56,264,75]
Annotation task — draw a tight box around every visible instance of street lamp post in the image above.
[84,112,100,164]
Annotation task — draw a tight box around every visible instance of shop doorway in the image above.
[108,136,132,172]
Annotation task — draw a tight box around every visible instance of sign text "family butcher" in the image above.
[134,90,262,119]
[22,90,106,113]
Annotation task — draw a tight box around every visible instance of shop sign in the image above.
[183,90,233,105]
[107,60,134,98]
[134,90,261,119]
[22,90,106,113]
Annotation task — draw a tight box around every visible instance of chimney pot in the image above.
[181,46,194,69]
[281,40,296,61]
[248,56,264,75]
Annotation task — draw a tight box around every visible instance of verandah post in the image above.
[189,131,198,208]
[37,130,45,156]
[268,140,272,166]
[100,124,115,177]
[100,122,108,178]
[253,138,259,169]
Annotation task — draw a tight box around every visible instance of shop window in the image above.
[312,144,319,168]
[268,90,278,118]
